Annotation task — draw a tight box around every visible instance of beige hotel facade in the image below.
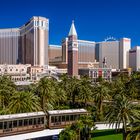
[0,16,49,66]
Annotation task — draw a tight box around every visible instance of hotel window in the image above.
[42,21,43,27]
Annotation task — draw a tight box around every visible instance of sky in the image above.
[0,0,140,47]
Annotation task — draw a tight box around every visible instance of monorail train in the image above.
[0,109,88,137]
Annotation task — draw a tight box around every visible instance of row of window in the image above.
[51,115,80,123]
[0,117,44,130]
[34,20,48,29]
[0,69,25,72]
[90,71,111,78]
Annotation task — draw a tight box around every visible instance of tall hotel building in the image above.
[0,16,49,66]
[95,38,131,69]
[129,46,140,71]
[95,40,120,69]
[0,28,20,64]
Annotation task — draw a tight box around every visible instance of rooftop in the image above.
[47,109,87,115]
[0,112,45,120]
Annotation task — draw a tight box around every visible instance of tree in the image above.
[8,91,41,113]
[37,77,56,111]
[78,76,93,107]
[78,115,95,140]
[93,81,110,121]
[59,126,77,140]
[59,115,95,140]
[67,76,80,107]
[106,95,140,140]
[53,82,67,109]
[0,76,16,109]
[126,121,140,140]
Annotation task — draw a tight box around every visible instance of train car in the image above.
[47,109,88,129]
[0,111,46,137]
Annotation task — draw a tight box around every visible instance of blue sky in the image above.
[0,0,140,47]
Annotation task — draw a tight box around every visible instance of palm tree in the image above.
[60,74,69,91]
[93,81,110,121]
[37,77,56,111]
[53,82,67,109]
[78,76,93,107]
[59,115,95,140]
[8,91,41,113]
[67,76,80,107]
[111,77,127,98]
[126,121,140,140]
[78,115,95,140]
[106,95,140,140]
[59,126,77,140]
[0,76,16,108]
[126,81,138,100]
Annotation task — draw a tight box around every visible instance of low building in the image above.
[79,68,112,81]
[0,64,31,82]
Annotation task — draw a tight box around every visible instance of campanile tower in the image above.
[68,20,78,76]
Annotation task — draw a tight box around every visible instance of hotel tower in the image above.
[0,16,49,66]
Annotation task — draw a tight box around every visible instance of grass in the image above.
[91,129,123,140]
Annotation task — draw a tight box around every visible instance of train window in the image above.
[0,122,3,129]
[59,116,61,122]
[70,115,74,121]
[19,120,23,127]
[74,115,80,120]
[66,115,69,121]
[62,116,65,122]
[34,118,37,125]
[24,119,28,126]
[29,119,33,125]
[13,120,17,127]
[51,116,54,123]
[37,118,41,124]
[4,122,7,129]
[54,116,60,123]
[8,121,12,129]
[41,117,44,124]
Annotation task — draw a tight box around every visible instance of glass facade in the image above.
[0,29,20,64]
[78,40,96,63]
[97,41,120,69]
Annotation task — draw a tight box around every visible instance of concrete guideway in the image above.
[0,123,123,140]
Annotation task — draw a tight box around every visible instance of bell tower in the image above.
[68,20,78,76]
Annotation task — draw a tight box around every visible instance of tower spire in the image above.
[68,20,77,36]
[67,21,78,77]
